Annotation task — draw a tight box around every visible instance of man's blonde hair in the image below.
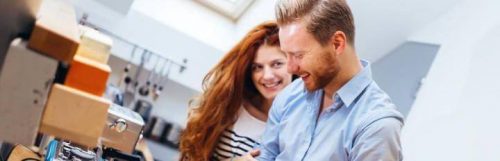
[276,0,355,45]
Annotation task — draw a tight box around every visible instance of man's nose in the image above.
[287,56,299,74]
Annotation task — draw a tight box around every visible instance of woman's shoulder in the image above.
[229,107,267,144]
[240,103,267,122]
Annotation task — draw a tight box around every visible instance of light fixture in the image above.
[194,0,256,21]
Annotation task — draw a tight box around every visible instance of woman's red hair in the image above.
[179,21,280,160]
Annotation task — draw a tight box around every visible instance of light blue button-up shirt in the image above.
[258,60,404,161]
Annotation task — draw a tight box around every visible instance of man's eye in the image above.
[291,53,304,59]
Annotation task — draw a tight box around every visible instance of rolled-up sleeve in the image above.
[350,118,403,161]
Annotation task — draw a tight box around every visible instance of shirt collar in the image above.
[336,60,373,108]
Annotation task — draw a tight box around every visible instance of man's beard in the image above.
[304,50,341,92]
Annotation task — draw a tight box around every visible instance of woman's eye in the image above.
[252,65,263,71]
[272,62,284,68]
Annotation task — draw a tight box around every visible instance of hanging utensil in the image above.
[123,49,150,107]
[133,50,151,90]
[138,53,159,97]
[118,45,136,91]
[151,58,166,93]
[152,60,172,101]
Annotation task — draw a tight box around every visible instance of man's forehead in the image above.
[279,22,307,38]
[279,22,311,52]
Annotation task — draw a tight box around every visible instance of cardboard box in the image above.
[28,0,80,62]
[76,25,112,64]
[65,55,111,96]
[39,84,110,148]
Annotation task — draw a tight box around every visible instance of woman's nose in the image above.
[262,66,275,80]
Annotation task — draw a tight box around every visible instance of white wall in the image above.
[235,0,276,39]
[132,0,237,52]
[349,0,461,62]
[403,0,500,160]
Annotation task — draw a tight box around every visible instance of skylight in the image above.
[195,0,255,21]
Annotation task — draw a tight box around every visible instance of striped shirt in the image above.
[212,107,266,160]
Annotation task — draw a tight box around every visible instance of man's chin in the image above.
[304,83,320,92]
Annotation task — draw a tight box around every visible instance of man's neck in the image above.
[322,51,362,111]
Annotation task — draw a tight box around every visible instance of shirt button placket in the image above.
[301,108,316,160]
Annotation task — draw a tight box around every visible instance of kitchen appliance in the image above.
[0,38,58,145]
[101,104,145,153]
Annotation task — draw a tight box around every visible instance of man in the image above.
[256,0,404,160]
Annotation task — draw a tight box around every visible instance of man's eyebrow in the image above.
[285,50,303,55]
[271,59,286,63]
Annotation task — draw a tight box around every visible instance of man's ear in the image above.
[330,31,347,56]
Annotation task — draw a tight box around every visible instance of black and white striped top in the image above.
[212,107,266,160]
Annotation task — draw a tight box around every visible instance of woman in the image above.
[179,21,293,161]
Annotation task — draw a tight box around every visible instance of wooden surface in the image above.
[7,145,41,161]
[135,139,154,161]
[39,84,110,148]
[6,140,154,161]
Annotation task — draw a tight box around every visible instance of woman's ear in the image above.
[330,31,347,56]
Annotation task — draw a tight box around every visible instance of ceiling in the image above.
[347,0,463,61]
